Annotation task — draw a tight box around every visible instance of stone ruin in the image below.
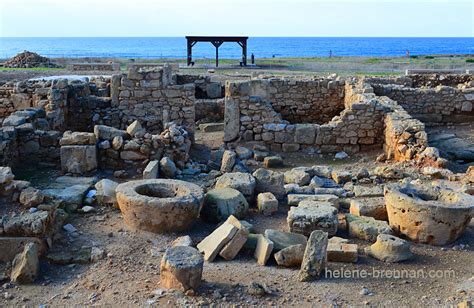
[0,67,473,304]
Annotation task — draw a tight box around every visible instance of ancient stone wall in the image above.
[240,77,345,124]
[113,66,196,135]
[195,99,225,122]
[408,74,474,88]
[224,78,387,153]
[0,109,61,166]
[372,83,474,123]
[176,74,224,99]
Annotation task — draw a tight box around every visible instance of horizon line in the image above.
[1,36,473,39]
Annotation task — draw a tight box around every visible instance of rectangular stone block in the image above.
[219,227,249,260]
[327,243,358,263]
[197,222,238,262]
[143,160,159,179]
[254,235,273,266]
[60,145,97,174]
[349,197,387,221]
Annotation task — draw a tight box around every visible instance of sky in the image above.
[0,0,472,37]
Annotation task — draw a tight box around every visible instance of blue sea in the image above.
[0,37,473,59]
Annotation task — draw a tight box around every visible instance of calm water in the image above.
[0,37,473,59]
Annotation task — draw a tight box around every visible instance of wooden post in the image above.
[187,39,192,66]
[242,39,247,66]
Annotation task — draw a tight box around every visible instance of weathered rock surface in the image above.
[257,192,278,216]
[345,213,392,242]
[287,201,338,236]
[95,179,118,207]
[10,242,39,284]
[172,235,193,247]
[60,145,97,174]
[252,168,286,200]
[116,179,204,233]
[365,234,413,262]
[215,172,256,202]
[264,229,307,251]
[160,246,203,292]
[254,235,274,266]
[384,183,473,245]
[160,157,177,178]
[274,244,305,267]
[60,131,96,146]
[219,224,249,260]
[327,242,358,263]
[221,150,237,172]
[349,197,387,221]
[263,156,283,168]
[19,187,44,208]
[3,211,51,237]
[202,188,249,222]
[284,169,311,186]
[287,194,339,208]
[197,220,238,262]
[143,160,159,179]
[299,230,328,281]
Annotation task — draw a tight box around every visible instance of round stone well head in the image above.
[116,179,204,233]
[384,183,473,245]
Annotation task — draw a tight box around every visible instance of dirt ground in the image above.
[1,130,473,307]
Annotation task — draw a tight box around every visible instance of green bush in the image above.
[466,59,474,63]
[424,56,434,59]
[410,55,418,59]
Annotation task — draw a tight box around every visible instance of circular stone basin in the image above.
[384,183,473,245]
[116,179,204,233]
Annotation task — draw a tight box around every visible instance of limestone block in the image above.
[252,168,286,200]
[257,192,278,216]
[10,242,39,284]
[202,188,249,222]
[219,226,249,260]
[299,230,328,281]
[287,201,338,236]
[60,131,96,146]
[215,172,256,202]
[60,145,97,174]
[349,197,387,221]
[365,234,413,262]
[143,160,159,179]
[254,235,274,266]
[160,246,203,291]
[345,213,392,242]
[284,169,311,186]
[264,229,307,251]
[197,222,238,262]
[274,244,305,267]
[327,243,358,263]
[287,194,339,208]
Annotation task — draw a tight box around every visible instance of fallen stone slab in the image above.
[43,184,91,208]
[264,229,307,251]
[19,187,44,208]
[287,194,339,208]
[327,243,358,263]
[349,197,387,221]
[365,234,413,263]
[219,225,249,260]
[274,244,305,267]
[310,176,339,189]
[309,166,333,178]
[287,201,338,236]
[352,185,384,197]
[345,213,392,242]
[10,242,39,284]
[94,125,128,140]
[254,235,274,266]
[285,184,314,195]
[331,171,352,184]
[257,192,278,216]
[160,157,177,178]
[160,246,204,292]
[299,230,328,281]
[197,221,238,262]
[46,246,95,265]
[202,188,249,222]
[221,150,237,173]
